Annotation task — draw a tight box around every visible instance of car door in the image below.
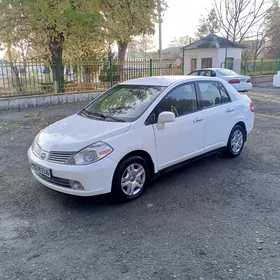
[149,83,205,170]
[196,81,236,152]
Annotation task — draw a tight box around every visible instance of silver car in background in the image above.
[188,68,252,92]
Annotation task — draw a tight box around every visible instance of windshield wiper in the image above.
[83,111,125,122]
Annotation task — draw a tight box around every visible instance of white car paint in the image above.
[188,68,253,92]
[28,76,254,197]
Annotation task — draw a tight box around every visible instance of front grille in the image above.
[35,172,71,188]
[48,151,75,164]
[32,142,43,158]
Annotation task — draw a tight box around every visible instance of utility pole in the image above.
[157,0,162,73]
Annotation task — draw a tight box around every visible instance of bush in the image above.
[99,61,120,83]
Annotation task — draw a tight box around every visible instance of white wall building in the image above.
[183,35,245,74]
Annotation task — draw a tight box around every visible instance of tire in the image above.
[226,125,246,158]
[112,156,150,202]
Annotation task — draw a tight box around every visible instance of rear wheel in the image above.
[226,125,245,158]
[112,156,150,201]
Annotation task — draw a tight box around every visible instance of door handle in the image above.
[193,118,203,123]
[226,108,234,113]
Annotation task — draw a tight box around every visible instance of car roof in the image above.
[120,76,219,86]
[192,68,223,71]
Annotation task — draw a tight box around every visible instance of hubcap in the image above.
[231,130,244,154]
[121,163,146,196]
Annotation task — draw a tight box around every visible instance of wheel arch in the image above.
[111,150,155,188]
[234,121,247,141]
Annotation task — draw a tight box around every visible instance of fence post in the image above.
[56,60,63,93]
[182,50,185,75]
[109,56,113,87]
[149,59,153,76]
[244,59,247,75]
[276,58,280,72]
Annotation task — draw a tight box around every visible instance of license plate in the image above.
[240,79,246,83]
[32,163,51,178]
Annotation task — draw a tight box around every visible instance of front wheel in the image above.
[226,125,246,158]
[112,156,150,201]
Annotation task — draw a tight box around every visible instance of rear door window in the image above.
[197,82,222,108]
[218,83,231,103]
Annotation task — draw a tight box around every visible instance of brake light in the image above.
[250,101,254,112]
[247,79,251,83]
[228,79,240,84]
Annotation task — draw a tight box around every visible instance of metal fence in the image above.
[1,57,279,99]
[241,59,280,76]
[0,58,183,98]
[222,58,280,76]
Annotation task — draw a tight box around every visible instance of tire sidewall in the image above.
[227,125,246,157]
[112,156,150,201]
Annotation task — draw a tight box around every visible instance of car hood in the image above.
[37,114,131,152]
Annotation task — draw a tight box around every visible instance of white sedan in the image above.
[28,76,254,201]
[188,68,253,92]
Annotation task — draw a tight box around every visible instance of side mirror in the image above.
[157,111,175,130]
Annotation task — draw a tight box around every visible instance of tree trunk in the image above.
[83,65,90,85]
[118,41,128,62]
[6,46,23,93]
[49,32,65,93]
[117,41,128,82]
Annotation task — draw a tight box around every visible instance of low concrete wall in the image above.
[0,92,102,111]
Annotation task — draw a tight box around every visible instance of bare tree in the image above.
[263,1,280,58]
[137,34,156,59]
[213,0,277,43]
[168,35,192,47]
[195,9,220,39]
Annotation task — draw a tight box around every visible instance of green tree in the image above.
[102,0,156,63]
[0,0,102,92]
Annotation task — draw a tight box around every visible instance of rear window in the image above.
[217,69,237,76]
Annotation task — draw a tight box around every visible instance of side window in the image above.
[155,83,198,118]
[189,71,199,76]
[218,83,231,103]
[211,71,216,77]
[200,70,211,77]
[198,82,221,108]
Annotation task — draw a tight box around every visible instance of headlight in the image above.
[66,141,113,165]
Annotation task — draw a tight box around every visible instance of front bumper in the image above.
[27,147,117,196]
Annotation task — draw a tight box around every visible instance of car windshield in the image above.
[217,69,238,76]
[80,84,167,122]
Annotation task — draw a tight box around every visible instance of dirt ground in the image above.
[0,92,280,280]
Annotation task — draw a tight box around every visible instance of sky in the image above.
[153,0,212,49]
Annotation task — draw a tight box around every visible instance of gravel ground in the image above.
[0,94,280,280]
[253,86,280,97]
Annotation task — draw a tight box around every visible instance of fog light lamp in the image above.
[70,180,84,190]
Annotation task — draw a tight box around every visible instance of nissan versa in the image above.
[28,76,254,201]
